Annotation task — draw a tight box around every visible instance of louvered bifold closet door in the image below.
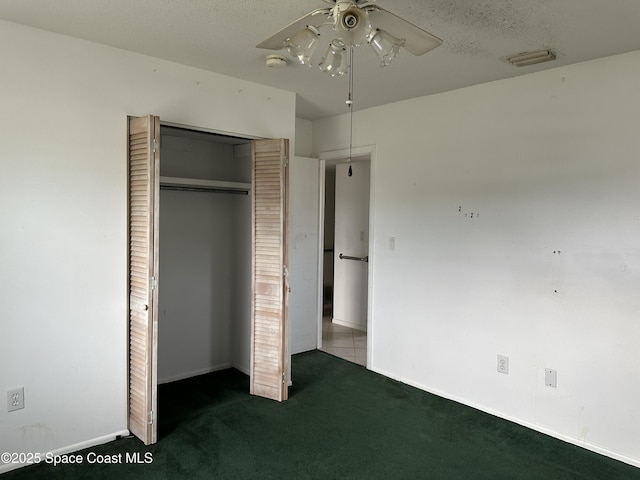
[251,138,289,402]
[127,115,160,445]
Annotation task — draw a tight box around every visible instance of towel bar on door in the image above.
[339,253,368,263]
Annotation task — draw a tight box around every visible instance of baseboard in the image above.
[158,363,233,384]
[0,429,129,474]
[372,366,640,469]
[332,317,367,332]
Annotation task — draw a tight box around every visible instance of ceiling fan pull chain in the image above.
[347,45,354,177]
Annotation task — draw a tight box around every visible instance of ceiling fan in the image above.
[256,0,443,75]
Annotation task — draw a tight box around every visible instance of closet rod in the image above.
[159,176,250,195]
[160,185,248,195]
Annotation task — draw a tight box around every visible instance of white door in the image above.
[288,156,320,354]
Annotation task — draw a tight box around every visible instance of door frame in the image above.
[315,145,376,368]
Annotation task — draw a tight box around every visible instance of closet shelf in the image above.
[159,176,251,193]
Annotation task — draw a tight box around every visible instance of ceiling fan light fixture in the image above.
[284,25,320,65]
[334,5,371,47]
[319,39,349,76]
[507,49,556,67]
[368,29,404,67]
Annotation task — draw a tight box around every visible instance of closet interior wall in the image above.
[158,126,252,384]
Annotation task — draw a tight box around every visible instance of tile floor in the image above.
[320,315,367,366]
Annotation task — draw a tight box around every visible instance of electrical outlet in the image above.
[497,355,509,374]
[545,368,557,388]
[7,387,24,412]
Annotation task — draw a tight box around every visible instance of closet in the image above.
[127,116,289,445]
[157,126,252,383]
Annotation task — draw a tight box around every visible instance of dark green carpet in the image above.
[5,350,639,479]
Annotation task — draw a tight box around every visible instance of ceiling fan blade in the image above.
[256,8,332,50]
[366,6,442,56]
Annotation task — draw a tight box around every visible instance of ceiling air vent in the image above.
[507,49,556,67]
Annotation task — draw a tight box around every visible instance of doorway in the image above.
[317,154,372,367]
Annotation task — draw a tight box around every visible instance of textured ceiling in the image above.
[2,0,640,120]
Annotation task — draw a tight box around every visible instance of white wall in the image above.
[313,51,640,467]
[231,153,253,375]
[294,118,313,157]
[158,190,235,381]
[0,20,295,471]
[333,162,370,331]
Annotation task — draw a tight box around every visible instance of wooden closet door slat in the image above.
[127,115,159,444]
[250,138,289,402]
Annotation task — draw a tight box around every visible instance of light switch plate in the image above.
[545,368,557,388]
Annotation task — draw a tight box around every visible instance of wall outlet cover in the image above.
[7,387,25,412]
[497,355,509,374]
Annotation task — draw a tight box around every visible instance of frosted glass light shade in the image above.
[285,25,320,65]
[368,29,404,67]
[319,39,349,76]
